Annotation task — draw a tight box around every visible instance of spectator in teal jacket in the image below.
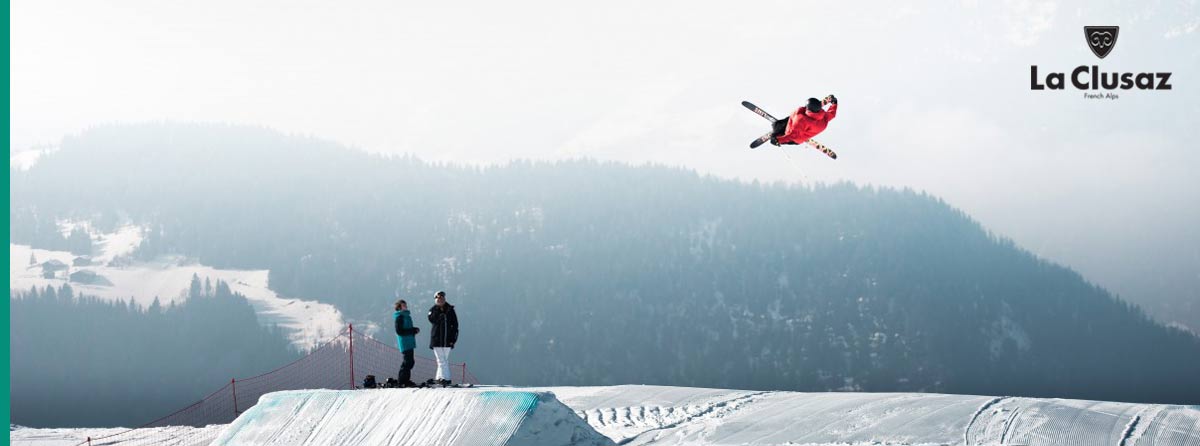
[394,299,420,387]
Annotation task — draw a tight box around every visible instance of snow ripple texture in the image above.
[542,385,1200,446]
[209,389,611,446]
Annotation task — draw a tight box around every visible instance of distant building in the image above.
[69,270,113,286]
[73,256,94,266]
[41,259,69,279]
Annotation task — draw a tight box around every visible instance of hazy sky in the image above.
[11,1,1200,310]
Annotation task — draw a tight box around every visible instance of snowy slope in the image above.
[12,386,1200,445]
[10,238,345,350]
[543,386,1200,445]
[10,147,53,171]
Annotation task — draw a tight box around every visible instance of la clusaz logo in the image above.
[1031,26,1173,100]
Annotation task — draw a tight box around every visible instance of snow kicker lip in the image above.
[210,388,611,446]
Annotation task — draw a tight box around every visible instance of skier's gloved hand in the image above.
[824,94,837,105]
[412,327,420,334]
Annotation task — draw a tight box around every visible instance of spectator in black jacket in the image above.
[427,291,459,385]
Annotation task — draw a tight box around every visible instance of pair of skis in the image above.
[418,379,474,389]
[742,101,837,159]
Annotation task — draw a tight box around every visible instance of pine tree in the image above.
[189,273,202,298]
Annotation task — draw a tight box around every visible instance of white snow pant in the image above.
[433,347,452,381]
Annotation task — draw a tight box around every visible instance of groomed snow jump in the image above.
[209,388,611,446]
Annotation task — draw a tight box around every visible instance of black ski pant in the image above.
[772,118,789,137]
[398,349,415,383]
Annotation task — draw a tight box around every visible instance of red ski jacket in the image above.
[777,103,837,145]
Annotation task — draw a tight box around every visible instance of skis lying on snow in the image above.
[418,382,475,389]
[358,375,475,389]
[741,101,838,159]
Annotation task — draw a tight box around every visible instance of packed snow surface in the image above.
[9,425,222,446]
[211,388,609,446]
[542,386,1200,445]
[12,385,1200,445]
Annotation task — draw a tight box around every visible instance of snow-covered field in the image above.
[10,225,344,350]
[12,385,1200,445]
[10,146,53,171]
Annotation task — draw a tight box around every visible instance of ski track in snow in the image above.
[581,391,774,445]
[964,396,1006,445]
[1119,409,1145,446]
[998,406,1020,445]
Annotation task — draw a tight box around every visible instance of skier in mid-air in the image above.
[771,95,837,146]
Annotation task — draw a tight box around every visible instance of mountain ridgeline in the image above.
[11,123,1200,405]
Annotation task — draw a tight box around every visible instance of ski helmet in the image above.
[806,98,822,113]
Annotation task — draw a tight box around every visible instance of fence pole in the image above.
[461,363,467,383]
[348,324,355,389]
[231,378,238,415]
